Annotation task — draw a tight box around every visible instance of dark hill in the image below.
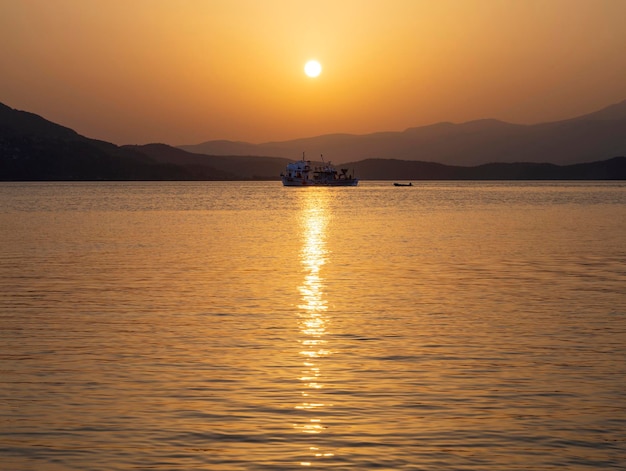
[1,101,625,180]
[348,156,626,180]
[124,144,291,180]
[0,103,230,180]
[0,102,79,140]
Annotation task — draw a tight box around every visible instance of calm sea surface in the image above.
[1,181,625,470]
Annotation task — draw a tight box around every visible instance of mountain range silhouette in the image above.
[180,100,626,166]
[1,100,625,180]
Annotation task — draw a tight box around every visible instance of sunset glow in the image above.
[304,60,322,78]
[1,0,625,145]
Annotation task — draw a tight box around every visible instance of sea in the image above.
[1,181,625,470]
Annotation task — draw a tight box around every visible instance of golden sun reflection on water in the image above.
[294,190,335,462]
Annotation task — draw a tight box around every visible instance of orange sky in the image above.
[1,0,625,145]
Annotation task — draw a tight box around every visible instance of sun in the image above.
[304,60,322,78]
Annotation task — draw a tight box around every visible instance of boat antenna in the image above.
[302,151,305,161]
[320,154,325,164]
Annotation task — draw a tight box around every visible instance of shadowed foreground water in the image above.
[1,181,625,470]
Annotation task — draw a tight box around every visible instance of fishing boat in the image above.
[281,154,358,186]
[393,182,413,187]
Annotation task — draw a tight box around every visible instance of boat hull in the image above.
[282,177,359,187]
[281,156,359,186]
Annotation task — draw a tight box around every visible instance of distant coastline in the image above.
[2,101,625,181]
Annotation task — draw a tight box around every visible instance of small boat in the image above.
[393,182,413,187]
[281,154,358,187]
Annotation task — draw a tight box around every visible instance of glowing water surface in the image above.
[1,181,625,470]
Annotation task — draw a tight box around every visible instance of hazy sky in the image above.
[2,0,625,145]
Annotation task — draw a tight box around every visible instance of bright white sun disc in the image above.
[304,60,322,77]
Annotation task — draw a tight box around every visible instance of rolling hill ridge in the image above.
[180,100,626,166]
[1,101,625,180]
